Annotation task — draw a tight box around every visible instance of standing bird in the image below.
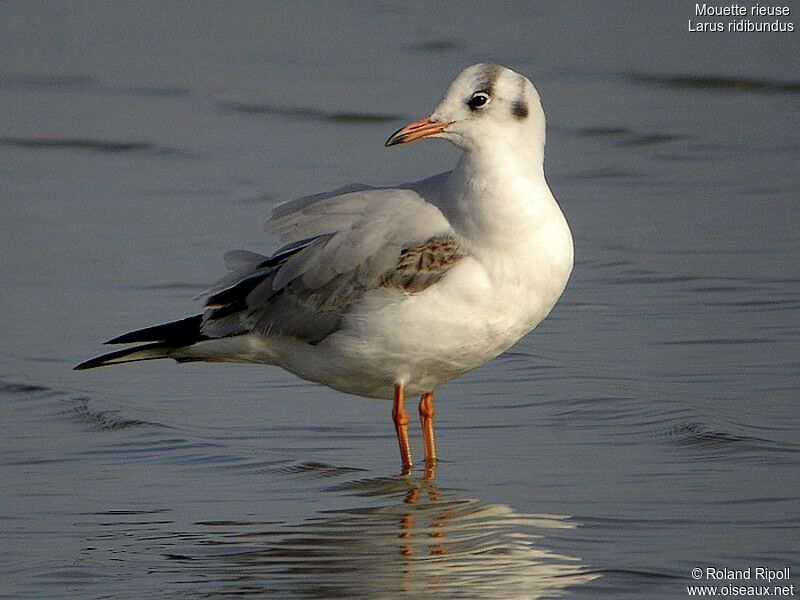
[75,64,574,476]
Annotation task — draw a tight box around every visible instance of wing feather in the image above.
[200,178,461,344]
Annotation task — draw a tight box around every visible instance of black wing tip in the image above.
[74,357,113,370]
[77,315,205,370]
[73,353,121,370]
[73,342,170,371]
[104,330,147,345]
[73,359,98,371]
[103,314,205,345]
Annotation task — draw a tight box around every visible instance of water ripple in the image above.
[0,136,177,155]
[64,397,153,432]
[625,72,800,93]
[129,476,597,599]
[667,422,800,456]
[219,101,402,123]
[271,461,367,479]
[0,73,94,89]
[578,126,690,147]
[0,381,49,394]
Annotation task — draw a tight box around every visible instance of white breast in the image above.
[296,183,573,398]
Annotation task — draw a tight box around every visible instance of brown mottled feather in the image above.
[380,236,463,292]
[201,235,462,344]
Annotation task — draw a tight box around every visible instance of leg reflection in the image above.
[398,477,452,560]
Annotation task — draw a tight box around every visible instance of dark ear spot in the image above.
[511,101,528,119]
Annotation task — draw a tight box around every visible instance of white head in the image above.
[385,63,546,159]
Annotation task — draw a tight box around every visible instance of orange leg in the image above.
[393,383,413,475]
[419,391,437,477]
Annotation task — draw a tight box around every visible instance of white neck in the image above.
[439,134,553,245]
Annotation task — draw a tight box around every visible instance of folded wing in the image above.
[200,183,461,343]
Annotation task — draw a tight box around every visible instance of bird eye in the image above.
[467,92,491,110]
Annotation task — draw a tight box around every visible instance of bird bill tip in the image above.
[385,117,447,147]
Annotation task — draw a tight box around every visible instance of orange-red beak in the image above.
[385,117,448,147]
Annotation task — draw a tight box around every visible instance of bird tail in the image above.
[73,342,172,370]
[74,314,205,371]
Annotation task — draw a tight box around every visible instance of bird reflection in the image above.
[178,472,597,598]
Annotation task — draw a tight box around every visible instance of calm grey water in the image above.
[2,2,799,598]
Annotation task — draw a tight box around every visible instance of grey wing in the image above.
[199,184,461,343]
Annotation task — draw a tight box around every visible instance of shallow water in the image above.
[1,2,799,598]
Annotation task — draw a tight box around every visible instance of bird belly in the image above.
[267,252,570,399]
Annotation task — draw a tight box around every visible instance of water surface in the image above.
[1,2,798,598]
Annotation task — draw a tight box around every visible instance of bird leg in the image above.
[393,383,413,475]
[419,391,437,477]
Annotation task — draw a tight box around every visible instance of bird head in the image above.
[385,63,545,153]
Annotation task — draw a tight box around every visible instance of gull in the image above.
[75,64,574,476]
